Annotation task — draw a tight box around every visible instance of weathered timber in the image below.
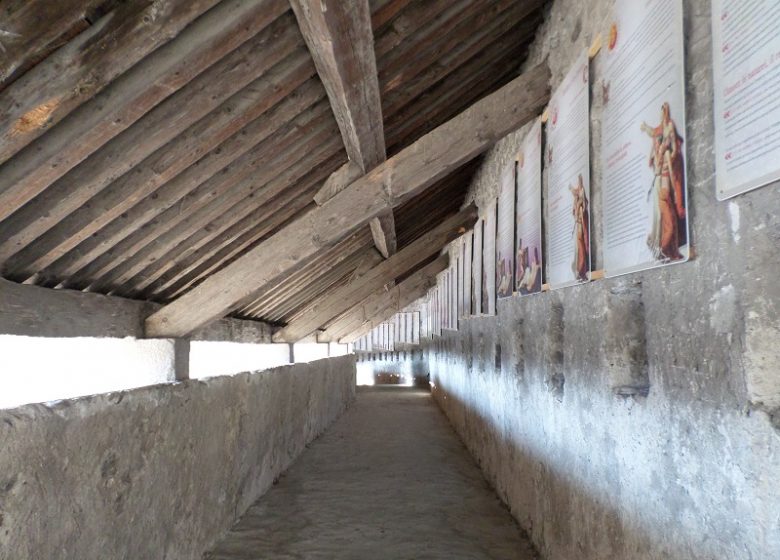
[0,0,284,220]
[57,100,334,292]
[95,121,342,296]
[0,0,110,89]
[272,207,476,342]
[369,211,398,259]
[0,14,301,266]
[318,254,447,343]
[290,0,385,171]
[6,52,319,280]
[371,0,414,31]
[37,77,325,285]
[0,0,221,165]
[314,161,363,205]
[145,65,550,337]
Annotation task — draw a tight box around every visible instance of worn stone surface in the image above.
[386,0,780,559]
[0,277,274,341]
[205,386,538,560]
[0,356,356,560]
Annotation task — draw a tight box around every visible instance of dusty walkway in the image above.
[205,386,537,559]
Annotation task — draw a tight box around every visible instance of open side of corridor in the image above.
[205,386,538,559]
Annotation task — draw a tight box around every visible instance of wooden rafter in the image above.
[291,0,397,258]
[144,63,550,338]
[318,254,447,343]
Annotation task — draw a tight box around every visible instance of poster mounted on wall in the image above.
[712,1,780,199]
[601,0,689,277]
[472,219,483,315]
[441,270,449,331]
[545,52,591,289]
[450,260,458,330]
[463,232,473,317]
[516,120,544,296]
[496,165,515,299]
[457,241,465,318]
[482,201,497,315]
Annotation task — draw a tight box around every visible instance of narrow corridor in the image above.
[205,386,537,559]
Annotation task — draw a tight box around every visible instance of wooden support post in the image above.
[173,339,191,382]
[144,64,550,338]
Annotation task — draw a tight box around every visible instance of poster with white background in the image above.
[545,52,591,289]
[482,201,497,315]
[463,232,472,317]
[496,165,515,299]
[456,242,464,319]
[472,219,483,315]
[515,120,544,295]
[601,0,689,277]
[713,0,780,199]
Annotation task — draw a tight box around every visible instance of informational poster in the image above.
[456,245,464,320]
[482,201,497,315]
[545,52,591,289]
[712,1,780,199]
[450,262,458,330]
[515,120,544,295]
[472,219,483,315]
[441,270,449,331]
[601,0,689,277]
[496,165,515,299]
[463,232,473,317]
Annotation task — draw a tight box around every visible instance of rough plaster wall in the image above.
[0,356,356,560]
[420,0,780,558]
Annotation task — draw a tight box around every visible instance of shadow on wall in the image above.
[415,326,780,560]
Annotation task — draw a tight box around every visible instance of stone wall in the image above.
[0,355,356,560]
[417,0,780,558]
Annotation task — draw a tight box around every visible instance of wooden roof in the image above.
[0,0,546,339]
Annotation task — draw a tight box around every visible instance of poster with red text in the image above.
[496,165,515,299]
[713,0,780,199]
[545,52,591,289]
[601,0,689,277]
[515,120,544,295]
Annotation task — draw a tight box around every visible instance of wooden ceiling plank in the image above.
[144,64,550,338]
[371,0,415,32]
[373,0,453,60]
[94,128,343,296]
[53,100,333,292]
[6,52,320,281]
[0,0,221,164]
[320,254,447,343]
[380,5,541,120]
[271,206,476,342]
[291,0,397,258]
[37,77,326,285]
[0,14,302,266]
[0,0,287,221]
[0,0,109,90]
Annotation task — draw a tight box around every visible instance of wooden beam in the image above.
[290,0,385,171]
[144,64,549,338]
[369,211,398,259]
[0,12,301,266]
[318,254,447,343]
[0,0,285,222]
[271,207,475,342]
[338,263,445,344]
[313,161,363,205]
[291,0,396,258]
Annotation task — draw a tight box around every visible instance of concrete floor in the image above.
[204,386,537,560]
